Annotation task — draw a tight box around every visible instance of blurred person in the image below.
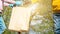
[0,0,23,34]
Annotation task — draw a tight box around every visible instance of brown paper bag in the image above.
[8,7,31,32]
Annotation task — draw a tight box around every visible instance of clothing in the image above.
[53,13,60,34]
[53,0,60,11]
[53,0,60,34]
[0,0,15,10]
[0,16,6,34]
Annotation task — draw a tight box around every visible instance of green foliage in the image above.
[3,0,54,34]
[3,7,16,34]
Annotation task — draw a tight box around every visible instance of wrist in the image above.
[9,4,14,7]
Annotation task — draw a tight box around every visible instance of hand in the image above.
[15,1,23,6]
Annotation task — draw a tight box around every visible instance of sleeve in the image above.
[4,2,10,6]
[0,17,6,33]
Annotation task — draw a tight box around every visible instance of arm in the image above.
[4,0,23,6]
[4,2,10,6]
[4,0,16,4]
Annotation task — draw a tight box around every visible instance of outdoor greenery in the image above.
[3,0,54,34]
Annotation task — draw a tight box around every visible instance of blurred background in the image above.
[3,0,55,34]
